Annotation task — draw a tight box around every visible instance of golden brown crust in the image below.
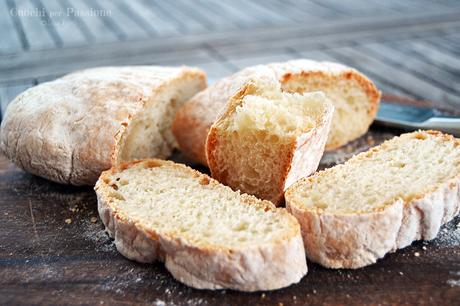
[205,79,334,204]
[275,141,297,204]
[205,81,270,200]
[205,82,260,191]
[171,100,211,165]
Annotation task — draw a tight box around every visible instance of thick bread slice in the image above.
[95,159,307,291]
[0,66,206,185]
[271,60,380,151]
[173,59,380,165]
[285,130,460,269]
[206,79,334,205]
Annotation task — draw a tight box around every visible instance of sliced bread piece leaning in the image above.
[96,159,307,291]
[285,130,460,269]
[173,59,380,166]
[0,66,206,185]
[206,79,334,205]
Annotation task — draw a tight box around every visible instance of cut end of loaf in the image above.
[99,159,298,248]
[96,159,307,291]
[287,130,460,214]
[282,69,380,150]
[114,74,206,164]
[207,80,332,204]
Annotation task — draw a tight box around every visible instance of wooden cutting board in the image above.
[1,97,460,305]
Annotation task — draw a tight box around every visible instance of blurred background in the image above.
[0,0,459,120]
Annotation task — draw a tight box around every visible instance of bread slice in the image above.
[0,66,206,185]
[206,79,334,205]
[271,60,380,151]
[95,159,307,291]
[285,130,460,269]
[173,59,380,166]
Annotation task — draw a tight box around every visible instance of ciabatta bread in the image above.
[0,66,206,185]
[96,159,307,291]
[207,78,333,204]
[173,59,380,165]
[271,60,380,150]
[285,130,460,269]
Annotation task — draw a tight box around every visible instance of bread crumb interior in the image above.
[106,162,293,248]
[291,132,460,213]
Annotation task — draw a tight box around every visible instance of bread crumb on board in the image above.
[90,216,98,223]
[65,218,72,224]
[414,252,420,257]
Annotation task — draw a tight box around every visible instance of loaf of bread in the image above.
[207,78,333,204]
[285,130,460,269]
[0,66,206,185]
[173,59,380,165]
[96,159,307,291]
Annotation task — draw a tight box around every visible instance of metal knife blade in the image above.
[375,102,460,136]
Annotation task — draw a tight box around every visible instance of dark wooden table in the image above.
[1,127,460,305]
[1,1,460,305]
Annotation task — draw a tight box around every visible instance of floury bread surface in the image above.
[286,130,460,269]
[0,66,206,185]
[173,59,380,166]
[96,159,307,291]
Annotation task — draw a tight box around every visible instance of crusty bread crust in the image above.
[96,159,308,291]
[173,65,278,165]
[286,130,460,269]
[172,59,380,165]
[0,66,206,185]
[277,62,380,150]
[206,80,334,204]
